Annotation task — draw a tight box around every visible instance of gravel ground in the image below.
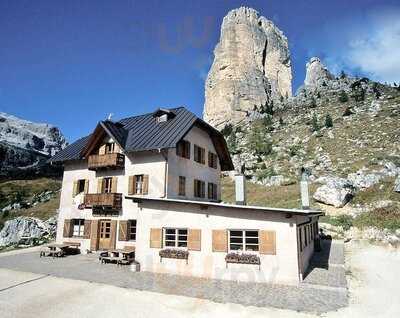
[0,240,398,317]
[0,242,347,314]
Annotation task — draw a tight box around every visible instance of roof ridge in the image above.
[118,106,185,123]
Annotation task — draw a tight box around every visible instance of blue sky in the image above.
[0,0,399,142]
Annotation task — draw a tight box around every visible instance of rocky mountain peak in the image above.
[203,7,292,129]
[0,112,67,156]
[304,57,335,88]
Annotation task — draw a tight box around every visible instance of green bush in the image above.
[325,114,333,128]
[331,215,354,231]
[311,114,320,132]
[339,90,348,103]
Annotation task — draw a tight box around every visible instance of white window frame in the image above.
[128,219,137,241]
[163,228,188,248]
[72,219,85,237]
[228,229,259,252]
[103,177,113,193]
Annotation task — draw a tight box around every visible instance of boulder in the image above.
[394,176,400,193]
[0,217,56,247]
[313,176,355,207]
[347,171,382,189]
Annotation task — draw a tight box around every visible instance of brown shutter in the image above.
[212,230,227,252]
[114,143,120,153]
[83,220,91,239]
[84,180,89,194]
[188,229,201,251]
[99,144,106,155]
[97,178,103,193]
[128,176,135,195]
[63,219,72,238]
[111,177,118,193]
[110,220,117,249]
[201,181,205,198]
[208,183,212,199]
[150,228,162,248]
[90,220,99,251]
[72,181,78,197]
[186,141,191,159]
[201,148,205,164]
[194,180,198,197]
[143,175,149,195]
[119,221,128,241]
[259,230,276,255]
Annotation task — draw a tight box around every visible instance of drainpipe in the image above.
[158,148,168,198]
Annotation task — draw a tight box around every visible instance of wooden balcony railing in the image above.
[88,153,125,171]
[84,193,122,210]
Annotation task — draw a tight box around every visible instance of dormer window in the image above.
[156,114,168,123]
[104,142,115,154]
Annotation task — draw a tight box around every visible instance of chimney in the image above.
[300,168,310,209]
[235,174,247,205]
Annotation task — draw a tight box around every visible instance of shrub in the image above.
[279,117,284,125]
[338,90,348,103]
[343,106,354,117]
[331,214,354,231]
[221,124,233,137]
[248,121,273,156]
[353,207,400,232]
[340,70,347,79]
[311,114,320,132]
[325,114,333,128]
[309,97,317,108]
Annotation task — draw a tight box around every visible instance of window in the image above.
[104,142,115,154]
[176,140,190,159]
[103,177,113,193]
[194,145,205,164]
[194,179,205,198]
[135,175,144,194]
[128,220,137,241]
[299,228,303,252]
[229,230,259,252]
[77,180,86,194]
[72,219,85,237]
[156,114,168,123]
[178,176,186,196]
[208,182,217,200]
[208,152,218,169]
[164,228,188,248]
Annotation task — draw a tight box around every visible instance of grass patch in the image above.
[352,178,398,205]
[221,177,318,209]
[320,214,353,231]
[353,206,400,232]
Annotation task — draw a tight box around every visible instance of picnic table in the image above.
[40,243,70,258]
[99,247,135,265]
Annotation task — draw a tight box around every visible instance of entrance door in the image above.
[99,220,113,250]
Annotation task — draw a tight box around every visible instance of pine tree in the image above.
[339,90,348,103]
[311,114,320,132]
[325,114,333,128]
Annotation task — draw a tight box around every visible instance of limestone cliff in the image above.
[304,57,335,88]
[203,7,292,129]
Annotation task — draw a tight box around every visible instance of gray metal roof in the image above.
[127,196,324,216]
[49,107,234,170]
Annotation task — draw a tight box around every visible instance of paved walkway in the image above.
[0,241,347,314]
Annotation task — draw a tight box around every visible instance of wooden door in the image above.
[99,220,114,250]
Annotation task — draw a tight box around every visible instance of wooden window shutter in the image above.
[201,181,205,198]
[72,181,78,197]
[150,228,162,248]
[110,220,117,249]
[99,144,106,155]
[188,229,201,251]
[84,180,89,194]
[90,220,99,251]
[194,180,198,197]
[111,177,118,193]
[119,221,128,241]
[97,178,103,194]
[259,230,276,255]
[143,175,149,195]
[212,230,227,252]
[128,176,136,195]
[186,141,191,159]
[201,148,205,164]
[63,219,72,238]
[83,220,91,239]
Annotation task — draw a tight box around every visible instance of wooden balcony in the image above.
[84,193,122,210]
[87,153,125,171]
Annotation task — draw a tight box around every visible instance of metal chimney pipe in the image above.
[300,168,310,209]
[235,174,247,205]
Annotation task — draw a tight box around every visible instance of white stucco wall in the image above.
[134,201,301,285]
[167,125,221,201]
